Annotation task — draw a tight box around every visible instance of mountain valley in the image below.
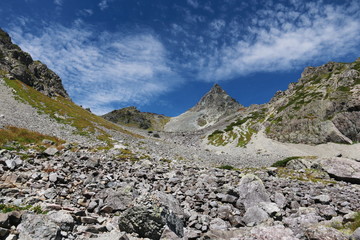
[0,28,360,240]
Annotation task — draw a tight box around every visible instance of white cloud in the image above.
[99,0,113,11]
[54,0,63,6]
[187,0,199,8]
[78,9,93,17]
[193,1,360,81]
[8,22,182,115]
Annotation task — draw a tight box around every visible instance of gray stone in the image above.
[313,194,331,204]
[48,172,58,182]
[44,147,58,156]
[286,158,313,170]
[0,227,9,238]
[160,226,182,240]
[17,213,61,240]
[0,213,10,228]
[209,218,229,231]
[258,201,281,217]
[235,174,270,210]
[47,210,74,231]
[305,225,348,240]
[351,227,360,240]
[118,192,184,240]
[242,206,269,226]
[97,188,134,212]
[275,192,287,209]
[319,157,360,184]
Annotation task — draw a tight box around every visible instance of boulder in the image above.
[235,174,270,210]
[286,158,313,170]
[118,192,184,240]
[17,213,61,240]
[318,157,360,184]
[305,225,348,240]
[242,206,269,226]
[44,147,58,156]
[351,227,360,240]
[47,210,74,231]
[97,187,134,213]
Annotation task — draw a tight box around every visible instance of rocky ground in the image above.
[0,143,360,240]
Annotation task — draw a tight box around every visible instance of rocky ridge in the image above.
[205,59,360,148]
[0,28,69,99]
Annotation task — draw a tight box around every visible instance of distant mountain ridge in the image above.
[102,106,169,131]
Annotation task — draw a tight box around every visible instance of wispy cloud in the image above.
[99,0,113,11]
[8,21,182,114]
[177,1,360,81]
[54,0,63,6]
[187,0,199,8]
[77,9,94,17]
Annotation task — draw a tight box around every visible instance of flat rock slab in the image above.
[318,157,360,184]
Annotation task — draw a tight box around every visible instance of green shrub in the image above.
[217,165,237,170]
[271,156,301,167]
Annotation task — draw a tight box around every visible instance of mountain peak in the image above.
[192,84,242,112]
[164,84,242,131]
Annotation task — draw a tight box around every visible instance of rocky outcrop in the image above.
[0,28,69,99]
[266,60,360,144]
[206,58,360,147]
[165,84,242,132]
[102,106,169,130]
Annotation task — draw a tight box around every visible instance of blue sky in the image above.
[1,0,359,116]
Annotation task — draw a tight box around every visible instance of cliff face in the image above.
[0,29,69,99]
[266,59,360,144]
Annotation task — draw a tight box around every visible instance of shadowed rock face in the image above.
[0,28,69,99]
[164,84,242,132]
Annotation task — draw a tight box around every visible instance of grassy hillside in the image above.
[2,76,143,147]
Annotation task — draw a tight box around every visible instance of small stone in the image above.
[49,172,58,182]
[351,227,360,240]
[209,218,229,231]
[0,227,9,238]
[44,147,58,156]
[243,206,269,226]
[313,194,331,204]
[274,192,287,209]
[81,216,98,224]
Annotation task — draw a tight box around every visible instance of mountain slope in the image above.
[164,84,242,132]
[0,29,141,148]
[205,59,360,147]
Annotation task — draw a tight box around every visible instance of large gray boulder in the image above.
[118,191,184,240]
[235,174,270,210]
[96,187,134,213]
[305,225,348,240]
[203,225,298,240]
[318,157,360,184]
[17,213,61,240]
